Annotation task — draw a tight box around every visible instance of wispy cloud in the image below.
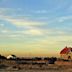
[33,10,48,14]
[47,15,72,24]
[24,29,43,36]
[58,16,72,22]
[0,24,4,27]
[1,30,9,33]
[6,18,44,26]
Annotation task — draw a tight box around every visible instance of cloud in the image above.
[0,8,24,17]
[0,10,72,37]
[47,15,72,24]
[24,29,43,36]
[15,26,44,36]
[1,30,9,33]
[0,26,44,36]
[0,15,45,26]
[7,18,44,26]
[0,15,46,36]
[0,16,70,37]
[36,35,72,47]
[0,8,47,27]
[58,16,72,22]
[8,35,19,38]
[33,10,48,14]
[0,24,4,27]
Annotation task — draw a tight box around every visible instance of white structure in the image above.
[7,54,17,59]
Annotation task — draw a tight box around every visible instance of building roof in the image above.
[7,54,17,59]
[60,46,72,54]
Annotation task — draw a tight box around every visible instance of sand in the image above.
[0,60,72,72]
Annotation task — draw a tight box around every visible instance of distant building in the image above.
[7,54,17,59]
[60,46,72,60]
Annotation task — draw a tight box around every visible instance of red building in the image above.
[60,46,72,60]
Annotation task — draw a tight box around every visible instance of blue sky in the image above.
[0,0,72,57]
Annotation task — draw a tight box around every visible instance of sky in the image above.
[0,0,72,57]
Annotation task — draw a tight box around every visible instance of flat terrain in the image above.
[0,60,72,72]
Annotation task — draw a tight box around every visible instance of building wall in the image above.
[60,53,72,60]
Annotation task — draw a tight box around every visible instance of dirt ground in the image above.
[0,60,72,72]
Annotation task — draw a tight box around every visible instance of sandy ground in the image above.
[0,68,72,72]
[0,65,72,72]
[0,60,72,72]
